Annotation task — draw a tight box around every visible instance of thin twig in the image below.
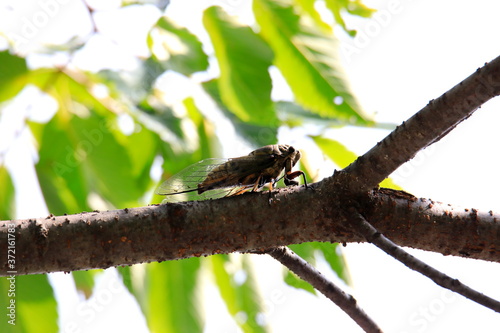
[264,246,383,333]
[348,208,500,313]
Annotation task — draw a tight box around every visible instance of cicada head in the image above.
[276,144,301,167]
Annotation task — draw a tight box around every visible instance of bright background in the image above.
[1,0,500,332]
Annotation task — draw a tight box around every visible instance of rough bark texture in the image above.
[2,182,499,276]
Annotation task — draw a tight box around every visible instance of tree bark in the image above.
[2,183,499,276]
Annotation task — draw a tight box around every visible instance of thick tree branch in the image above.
[343,55,500,193]
[264,246,382,333]
[1,185,499,276]
[347,208,500,313]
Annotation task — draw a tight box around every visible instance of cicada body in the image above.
[155,144,306,203]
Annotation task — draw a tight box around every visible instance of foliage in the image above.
[0,1,389,332]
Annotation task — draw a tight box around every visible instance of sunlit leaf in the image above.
[312,136,402,189]
[311,135,357,168]
[0,275,58,333]
[145,259,203,333]
[0,166,15,220]
[324,0,375,36]
[149,16,209,76]
[254,0,370,124]
[211,255,269,333]
[293,0,332,32]
[0,51,28,102]
[203,6,277,126]
[202,79,278,146]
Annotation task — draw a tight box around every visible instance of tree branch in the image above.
[347,208,500,313]
[343,55,500,193]
[264,246,382,333]
[1,186,499,276]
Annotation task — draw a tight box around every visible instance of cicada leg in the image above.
[284,170,308,188]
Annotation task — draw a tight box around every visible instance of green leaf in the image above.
[324,0,376,36]
[116,266,134,295]
[293,0,332,32]
[144,259,203,333]
[277,101,396,129]
[148,16,209,76]
[183,96,221,161]
[72,270,103,299]
[311,135,357,168]
[211,255,269,333]
[0,165,16,220]
[202,79,278,146]
[67,112,145,208]
[203,6,278,126]
[313,242,351,284]
[98,57,166,104]
[0,51,28,102]
[283,270,316,294]
[254,0,370,124]
[30,69,155,210]
[285,244,317,294]
[32,116,92,215]
[312,135,402,189]
[0,275,58,333]
[287,242,350,290]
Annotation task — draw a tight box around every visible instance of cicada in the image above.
[155,144,306,203]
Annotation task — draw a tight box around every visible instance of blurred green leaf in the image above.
[116,266,134,295]
[203,6,278,127]
[202,79,278,146]
[312,136,402,189]
[149,16,209,76]
[311,135,357,168]
[29,69,155,210]
[98,57,165,104]
[0,51,28,102]
[183,96,221,161]
[72,270,103,299]
[324,0,375,36]
[379,177,403,190]
[283,270,316,294]
[0,275,58,333]
[286,244,317,294]
[68,112,146,208]
[288,242,350,290]
[0,166,15,220]
[137,98,187,144]
[145,259,203,333]
[293,0,332,32]
[313,242,351,284]
[254,0,370,124]
[31,116,91,215]
[277,101,396,129]
[211,255,269,333]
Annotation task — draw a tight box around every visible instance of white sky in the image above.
[2,0,500,332]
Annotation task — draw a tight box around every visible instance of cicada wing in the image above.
[155,158,244,203]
